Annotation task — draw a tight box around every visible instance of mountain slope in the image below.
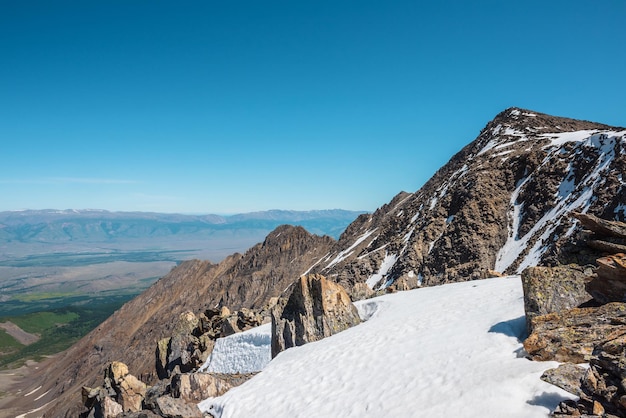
[9,226,334,418]
[311,108,625,289]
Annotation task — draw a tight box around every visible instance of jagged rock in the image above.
[587,253,626,304]
[237,308,263,329]
[543,335,626,417]
[521,265,592,333]
[541,363,587,397]
[350,282,375,301]
[155,338,170,378]
[158,311,202,378]
[524,303,626,363]
[271,274,361,358]
[574,213,626,239]
[154,395,203,418]
[104,362,147,412]
[220,315,241,337]
[142,379,170,413]
[170,372,235,402]
[99,396,124,418]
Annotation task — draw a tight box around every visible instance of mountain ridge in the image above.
[310,107,625,289]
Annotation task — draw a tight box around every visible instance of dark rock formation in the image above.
[521,265,592,334]
[524,303,626,363]
[170,372,252,403]
[587,253,626,304]
[271,274,361,358]
[542,335,626,417]
[81,362,147,417]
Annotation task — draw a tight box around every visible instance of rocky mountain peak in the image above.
[310,108,626,290]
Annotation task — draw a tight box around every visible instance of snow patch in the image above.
[324,229,377,270]
[199,323,271,374]
[366,253,397,289]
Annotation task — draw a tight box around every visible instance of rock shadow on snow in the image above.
[526,391,575,411]
[488,316,527,341]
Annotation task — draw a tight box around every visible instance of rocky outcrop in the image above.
[521,265,592,334]
[82,362,147,416]
[523,214,626,416]
[524,303,626,363]
[542,336,626,417]
[170,372,253,403]
[587,253,626,304]
[271,274,361,358]
[82,361,242,418]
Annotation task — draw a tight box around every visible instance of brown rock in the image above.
[100,396,124,418]
[350,282,374,301]
[587,254,626,304]
[521,265,592,334]
[154,395,203,418]
[117,373,147,412]
[524,303,626,363]
[170,372,236,402]
[573,212,626,239]
[592,400,605,415]
[541,363,587,398]
[107,361,130,385]
[271,274,361,358]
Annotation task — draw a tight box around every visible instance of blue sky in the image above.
[1,1,625,214]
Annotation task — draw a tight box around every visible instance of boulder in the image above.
[542,335,626,416]
[271,274,361,358]
[157,311,204,378]
[521,265,592,334]
[170,372,235,402]
[350,282,375,301]
[540,363,587,398]
[524,302,626,363]
[98,396,124,418]
[104,361,147,412]
[586,253,626,303]
[154,395,203,418]
[573,212,626,239]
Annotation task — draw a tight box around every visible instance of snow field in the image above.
[199,276,574,418]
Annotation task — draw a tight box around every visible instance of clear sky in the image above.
[1,1,625,214]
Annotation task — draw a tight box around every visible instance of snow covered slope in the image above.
[311,108,625,290]
[199,276,574,417]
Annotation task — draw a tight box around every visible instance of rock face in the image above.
[524,303,626,363]
[271,274,361,358]
[521,265,592,334]
[587,253,626,304]
[542,335,626,417]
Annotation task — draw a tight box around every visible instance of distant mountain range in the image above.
[0,209,365,244]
